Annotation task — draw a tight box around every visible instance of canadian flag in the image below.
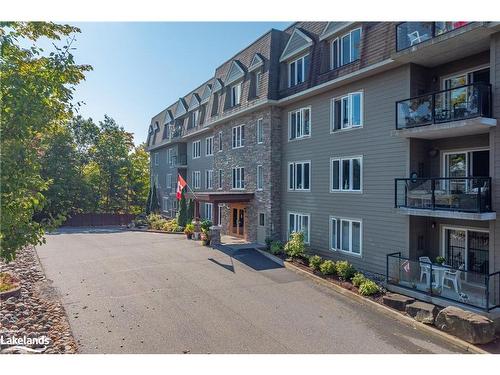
[176,174,187,200]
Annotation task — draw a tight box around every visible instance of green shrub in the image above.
[319,260,336,275]
[184,223,194,235]
[284,232,306,259]
[309,255,323,271]
[351,272,366,287]
[270,241,283,255]
[265,237,273,250]
[200,220,212,234]
[358,280,380,296]
[336,260,356,281]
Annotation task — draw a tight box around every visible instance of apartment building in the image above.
[148,22,500,312]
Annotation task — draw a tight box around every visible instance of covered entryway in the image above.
[230,203,246,238]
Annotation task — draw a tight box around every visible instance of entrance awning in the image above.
[186,191,254,203]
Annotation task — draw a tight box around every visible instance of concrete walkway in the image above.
[36,228,466,354]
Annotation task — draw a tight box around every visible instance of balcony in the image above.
[395,177,495,220]
[387,252,500,312]
[171,154,187,167]
[396,22,470,51]
[394,83,495,139]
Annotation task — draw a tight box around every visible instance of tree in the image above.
[177,192,187,227]
[146,182,160,215]
[126,144,150,215]
[0,22,91,261]
[186,199,194,224]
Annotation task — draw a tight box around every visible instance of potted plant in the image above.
[184,223,194,239]
[200,220,212,246]
[435,256,446,265]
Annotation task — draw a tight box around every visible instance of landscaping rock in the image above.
[435,306,496,344]
[382,293,415,311]
[405,301,438,324]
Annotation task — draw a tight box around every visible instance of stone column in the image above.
[213,202,219,225]
[192,217,201,240]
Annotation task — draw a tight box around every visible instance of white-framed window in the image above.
[167,149,173,165]
[192,109,200,127]
[162,197,169,213]
[192,171,201,189]
[230,83,241,107]
[331,156,362,192]
[218,169,223,190]
[232,124,245,149]
[218,205,222,225]
[340,28,361,66]
[255,71,262,96]
[205,169,213,190]
[218,131,223,152]
[154,152,159,166]
[330,37,340,70]
[204,203,213,221]
[259,212,265,227]
[288,107,311,140]
[288,161,311,191]
[256,118,264,144]
[288,54,309,87]
[154,174,159,188]
[232,167,245,190]
[172,198,178,210]
[192,140,201,159]
[288,212,310,244]
[205,136,214,156]
[166,174,172,190]
[331,92,363,131]
[330,216,362,256]
[257,165,264,190]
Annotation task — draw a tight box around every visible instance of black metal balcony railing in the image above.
[396,83,492,130]
[171,154,187,166]
[386,252,500,311]
[395,177,492,213]
[396,22,470,51]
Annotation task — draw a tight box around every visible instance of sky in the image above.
[67,22,290,145]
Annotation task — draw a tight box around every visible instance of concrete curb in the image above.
[256,249,488,354]
[127,228,184,235]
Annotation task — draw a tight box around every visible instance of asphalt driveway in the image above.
[37,228,466,354]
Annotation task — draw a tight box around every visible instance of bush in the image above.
[351,272,366,287]
[184,223,194,235]
[265,237,273,251]
[270,241,283,255]
[284,232,306,259]
[200,220,212,234]
[162,219,181,232]
[309,255,323,271]
[319,260,336,275]
[336,260,356,281]
[358,280,380,296]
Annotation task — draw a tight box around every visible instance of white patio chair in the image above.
[419,256,432,284]
[442,264,464,294]
[408,31,428,46]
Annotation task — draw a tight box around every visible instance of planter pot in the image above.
[185,233,193,239]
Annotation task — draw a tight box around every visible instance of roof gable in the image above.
[279,28,313,62]
[212,78,224,93]
[248,53,264,71]
[319,22,355,41]
[174,98,188,118]
[163,110,173,124]
[188,93,200,110]
[224,60,246,85]
[200,84,212,103]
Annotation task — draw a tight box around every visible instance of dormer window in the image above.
[288,54,309,88]
[192,109,199,127]
[230,83,241,107]
[340,28,361,66]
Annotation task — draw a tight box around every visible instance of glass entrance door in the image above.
[443,227,489,274]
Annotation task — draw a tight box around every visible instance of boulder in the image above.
[405,301,438,324]
[435,306,496,344]
[382,293,415,311]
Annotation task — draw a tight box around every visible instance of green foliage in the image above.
[186,199,194,224]
[200,220,212,234]
[435,256,445,265]
[284,232,306,259]
[265,237,273,250]
[319,260,336,275]
[358,280,380,296]
[177,192,187,227]
[0,22,92,261]
[351,272,367,287]
[336,260,356,281]
[146,183,160,215]
[309,255,323,271]
[146,214,181,232]
[184,223,194,235]
[270,241,283,255]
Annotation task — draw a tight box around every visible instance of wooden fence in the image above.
[61,213,135,227]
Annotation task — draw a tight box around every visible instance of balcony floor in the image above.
[393,117,496,139]
[397,207,496,221]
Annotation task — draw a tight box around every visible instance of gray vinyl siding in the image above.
[280,65,411,275]
[150,145,179,202]
[187,135,214,191]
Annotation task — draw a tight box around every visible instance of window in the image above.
[232,167,245,189]
[331,92,363,131]
[232,124,245,148]
[257,165,264,190]
[192,140,201,159]
[218,169,223,190]
[192,110,200,127]
[330,217,362,255]
[340,28,361,66]
[154,152,159,166]
[288,161,311,191]
[166,174,172,190]
[167,149,173,165]
[172,198,178,210]
[331,156,362,192]
[204,203,213,221]
[255,71,262,96]
[162,197,169,213]
[256,118,264,144]
[218,131,223,152]
[218,205,222,225]
[205,170,213,189]
[192,171,201,189]
[330,38,340,69]
[288,212,310,244]
[288,54,309,87]
[288,107,311,140]
[259,213,265,226]
[205,136,214,156]
[230,83,241,107]
[154,174,158,188]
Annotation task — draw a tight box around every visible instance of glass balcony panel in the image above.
[396,22,433,51]
[396,95,433,129]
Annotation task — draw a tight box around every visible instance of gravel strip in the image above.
[1,246,77,354]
